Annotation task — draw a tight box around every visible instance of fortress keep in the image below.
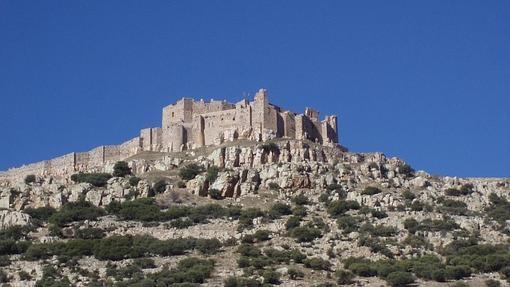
[0,89,339,180]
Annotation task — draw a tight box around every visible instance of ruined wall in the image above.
[1,88,340,182]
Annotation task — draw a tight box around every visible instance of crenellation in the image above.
[0,88,339,181]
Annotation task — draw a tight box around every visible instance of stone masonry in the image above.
[0,89,338,181]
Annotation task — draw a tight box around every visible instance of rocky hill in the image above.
[0,139,509,287]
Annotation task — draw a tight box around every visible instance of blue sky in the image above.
[0,1,509,177]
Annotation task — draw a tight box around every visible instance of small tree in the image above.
[113,161,131,177]
[152,180,168,195]
[385,271,415,287]
[24,174,36,185]
[209,189,223,200]
[179,164,203,180]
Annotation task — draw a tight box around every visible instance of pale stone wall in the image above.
[0,88,339,182]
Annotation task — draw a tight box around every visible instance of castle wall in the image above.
[1,88,340,182]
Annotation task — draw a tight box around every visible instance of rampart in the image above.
[0,88,339,181]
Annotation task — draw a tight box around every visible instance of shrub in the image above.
[360,223,397,237]
[24,174,36,184]
[285,216,301,230]
[438,199,469,215]
[24,206,56,221]
[19,270,32,281]
[253,230,271,242]
[75,228,105,239]
[304,257,332,271]
[348,263,377,277]
[259,142,279,154]
[71,172,112,187]
[209,188,223,200]
[224,276,262,287]
[152,180,167,195]
[361,186,382,195]
[268,182,280,190]
[385,271,415,287]
[292,194,310,206]
[268,203,292,219]
[288,268,304,280]
[170,218,194,229]
[292,206,307,217]
[195,238,222,255]
[485,279,501,287]
[402,190,416,201]
[129,176,141,187]
[206,166,220,183]
[0,240,31,255]
[113,161,131,177]
[179,164,203,180]
[262,270,280,285]
[336,270,354,285]
[337,215,359,234]
[291,226,322,242]
[486,193,510,225]
[327,200,360,217]
[49,201,105,226]
[399,164,414,177]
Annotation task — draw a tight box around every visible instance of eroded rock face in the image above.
[0,210,31,229]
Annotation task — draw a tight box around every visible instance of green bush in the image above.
[179,164,203,180]
[485,279,501,287]
[288,268,304,280]
[268,182,280,190]
[385,271,415,287]
[206,166,220,183]
[259,142,279,153]
[401,190,416,201]
[336,270,354,285]
[152,179,168,195]
[327,200,360,217]
[486,193,510,225]
[71,172,112,187]
[113,161,131,177]
[224,276,262,287]
[361,186,382,195]
[292,194,310,205]
[268,203,292,219]
[0,240,31,255]
[398,164,414,177]
[253,230,271,242]
[24,206,56,221]
[337,215,359,234]
[304,257,332,270]
[291,226,322,242]
[285,216,302,230]
[209,188,223,200]
[49,201,105,226]
[262,270,280,285]
[438,199,469,215]
[360,223,397,237]
[75,228,105,240]
[292,205,307,217]
[129,176,141,187]
[24,174,36,184]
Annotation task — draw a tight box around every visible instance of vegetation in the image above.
[70,172,112,187]
[259,142,279,153]
[486,193,510,225]
[361,186,382,195]
[112,161,131,177]
[327,200,360,217]
[24,174,36,184]
[24,234,222,261]
[49,201,105,226]
[179,163,203,180]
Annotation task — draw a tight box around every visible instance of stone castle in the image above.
[0,89,338,180]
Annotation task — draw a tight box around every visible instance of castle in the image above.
[0,89,339,180]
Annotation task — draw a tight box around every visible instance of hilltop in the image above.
[0,138,509,287]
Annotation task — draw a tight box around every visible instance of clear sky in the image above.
[0,1,509,177]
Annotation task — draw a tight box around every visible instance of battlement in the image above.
[0,89,339,181]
